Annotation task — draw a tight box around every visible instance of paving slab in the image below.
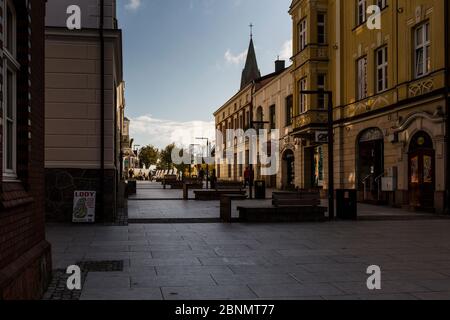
[46,219,450,300]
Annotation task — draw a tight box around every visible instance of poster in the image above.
[73,191,96,223]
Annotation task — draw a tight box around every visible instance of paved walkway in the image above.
[128,181,439,221]
[46,220,450,300]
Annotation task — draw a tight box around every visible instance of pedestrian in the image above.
[199,168,205,182]
[244,167,250,187]
[211,169,217,189]
[249,167,255,187]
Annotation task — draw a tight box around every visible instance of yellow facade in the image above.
[289,0,448,213]
[214,84,253,181]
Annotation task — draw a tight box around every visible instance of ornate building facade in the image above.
[289,0,449,213]
[214,36,288,185]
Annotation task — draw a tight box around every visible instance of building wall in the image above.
[214,85,253,181]
[44,2,124,222]
[0,0,52,299]
[289,0,448,212]
[45,0,117,29]
[253,67,294,188]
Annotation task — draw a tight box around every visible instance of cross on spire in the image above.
[249,23,254,39]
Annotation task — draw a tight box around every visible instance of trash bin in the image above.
[336,189,357,220]
[254,180,266,199]
[126,180,137,196]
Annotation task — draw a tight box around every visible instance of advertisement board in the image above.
[73,191,96,223]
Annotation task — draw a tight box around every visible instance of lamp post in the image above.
[249,120,269,199]
[299,90,335,220]
[196,137,210,189]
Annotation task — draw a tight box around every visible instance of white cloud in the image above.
[129,115,215,149]
[279,39,293,61]
[224,49,248,65]
[125,0,141,11]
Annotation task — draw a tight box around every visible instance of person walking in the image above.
[244,167,250,187]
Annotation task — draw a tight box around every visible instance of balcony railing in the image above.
[292,109,328,131]
[295,44,329,66]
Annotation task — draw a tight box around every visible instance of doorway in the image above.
[357,128,384,202]
[408,131,435,211]
[283,149,295,190]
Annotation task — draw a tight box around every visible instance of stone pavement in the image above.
[46,220,450,300]
[128,182,438,221]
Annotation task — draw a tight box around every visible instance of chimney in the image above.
[275,59,285,73]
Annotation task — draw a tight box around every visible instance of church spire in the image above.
[240,24,261,90]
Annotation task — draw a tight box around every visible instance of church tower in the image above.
[240,25,261,90]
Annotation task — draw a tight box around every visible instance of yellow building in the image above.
[289,0,449,213]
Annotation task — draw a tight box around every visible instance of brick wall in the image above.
[0,0,52,300]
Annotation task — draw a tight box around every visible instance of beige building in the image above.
[253,65,296,189]
[214,36,289,186]
[45,0,125,222]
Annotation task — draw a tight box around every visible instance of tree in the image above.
[158,143,176,170]
[139,145,159,169]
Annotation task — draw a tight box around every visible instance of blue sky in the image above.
[118,0,292,148]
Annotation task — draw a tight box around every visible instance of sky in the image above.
[117,0,292,149]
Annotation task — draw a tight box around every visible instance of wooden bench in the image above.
[236,190,326,223]
[194,181,246,201]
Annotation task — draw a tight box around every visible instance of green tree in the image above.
[158,143,176,170]
[139,145,159,168]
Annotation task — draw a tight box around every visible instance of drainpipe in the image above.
[99,0,105,220]
[445,0,450,215]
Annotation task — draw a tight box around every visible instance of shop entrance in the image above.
[282,149,295,190]
[357,128,384,202]
[408,131,435,211]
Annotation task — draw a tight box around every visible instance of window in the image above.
[285,95,293,126]
[317,13,326,44]
[357,57,368,100]
[317,74,326,109]
[357,0,366,26]
[3,0,19,179]
[376,46,388,93]
[269,105,276,130]
[298,18,307,52]
[415,22,431,78]
[299,78,307,113]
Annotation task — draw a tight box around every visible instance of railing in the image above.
[362,174,372,201]
[374,173,384,202]
[292,109,328,131]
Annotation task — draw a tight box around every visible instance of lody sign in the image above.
[73,191,96,223]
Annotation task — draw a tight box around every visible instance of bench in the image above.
[272,191,321,207]
[194,181,246,201]
[220,194,247,222]
[162,175,178,189]
[237,206,327,223]
[236,190,326,223]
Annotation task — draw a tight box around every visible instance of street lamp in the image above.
[249,120,269,199]
[196,137,210,189]
[299,90,335,220]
